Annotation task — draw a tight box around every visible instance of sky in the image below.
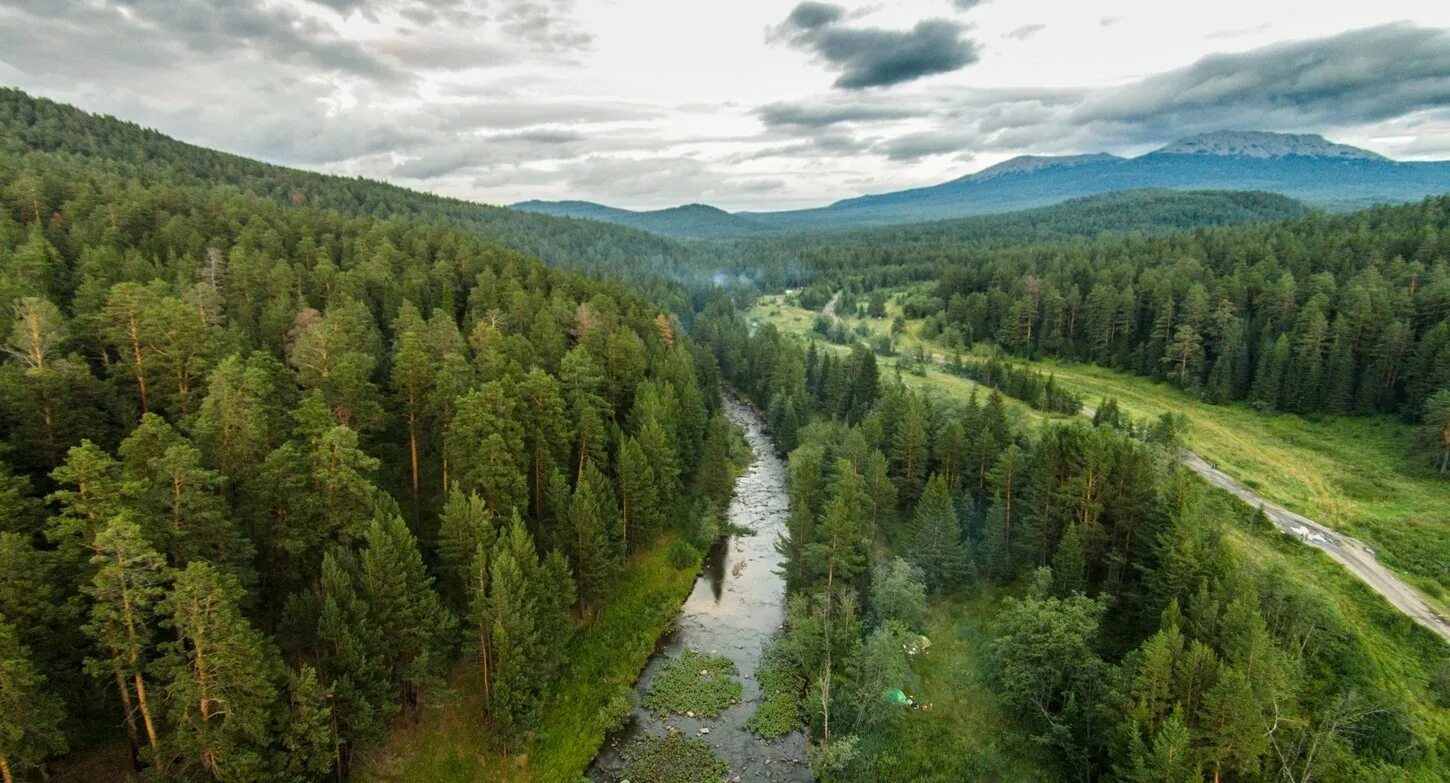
[4,0,1450,210]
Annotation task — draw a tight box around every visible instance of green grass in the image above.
[860,590,1049,782]
[358,536,701,783]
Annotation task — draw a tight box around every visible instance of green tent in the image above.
[884,688,909,706]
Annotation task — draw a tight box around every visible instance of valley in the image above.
[4,16,1450,780]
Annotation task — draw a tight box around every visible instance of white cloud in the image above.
[0,0,1448,210]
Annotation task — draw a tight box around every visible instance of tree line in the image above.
[0,147,737,780]
[784,197,1450,422]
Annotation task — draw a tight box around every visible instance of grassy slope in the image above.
[358,536,700,783]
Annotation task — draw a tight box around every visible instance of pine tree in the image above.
[190,352,289,489]
[390,304,437,510]
[561,347,611,482]
[485,516,545,747]
[907,474,969,593]
[157,561,282,781]
[279,664,335,783]
[517,368,572,524]
[1197,666,1266,783]
[445,385,528,516]
[0,620,67,783]
[83,515,167,763]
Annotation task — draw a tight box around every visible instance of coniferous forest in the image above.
[0,89,740,782]
[0,78,1448,783]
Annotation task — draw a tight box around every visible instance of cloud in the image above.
[952,0,987,10]
[1007,24,1045,41]
[768,23,1450,164]
[773,2,980,90]
[756,99,924,128]
[1072,23,1450,142]
[874,128,989,161]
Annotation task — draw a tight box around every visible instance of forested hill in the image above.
[512,200,773,240]
[0,118,741,780]
[739,189,1310,250]
[0,88,724,306]
[798,194,1450,419]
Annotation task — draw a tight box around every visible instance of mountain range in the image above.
[514,131,1450,239]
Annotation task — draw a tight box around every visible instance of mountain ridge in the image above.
[520,131,1450,237]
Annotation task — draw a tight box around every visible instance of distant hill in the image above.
[512,200,771,239]
[527,132,1450,238]
[803,189,1311,247]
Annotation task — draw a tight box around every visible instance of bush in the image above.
[668,539,701,570]
[597,689,636,734]
[644,649,742,717]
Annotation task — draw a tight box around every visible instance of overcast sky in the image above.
[4,0,1450,210]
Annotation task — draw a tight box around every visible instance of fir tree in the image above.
[907,474,970,593]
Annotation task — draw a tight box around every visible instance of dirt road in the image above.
[1176,449,1450,643]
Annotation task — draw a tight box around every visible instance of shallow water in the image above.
[587,395,811,782]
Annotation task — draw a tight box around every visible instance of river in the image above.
[588,394,811,782]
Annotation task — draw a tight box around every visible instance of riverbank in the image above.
[589,395,810,782]
[357,534,702,782]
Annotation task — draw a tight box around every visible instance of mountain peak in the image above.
[1155,131,1387,161]
[961,152,1123,182]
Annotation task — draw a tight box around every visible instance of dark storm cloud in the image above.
[1074,23,1450,139]
[773,3,980,90]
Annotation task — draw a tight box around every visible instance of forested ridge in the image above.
[0,88,730,310]
[789,197,1450,419]
[694,302,1450,783]
[0,126,741,781]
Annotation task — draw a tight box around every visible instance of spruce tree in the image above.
[617,436,660,554]
[359,508,457,714]
[907,474,969,594]
[0,620,67,783]
[569,460,622,613]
